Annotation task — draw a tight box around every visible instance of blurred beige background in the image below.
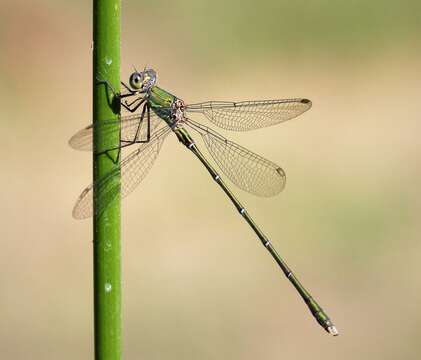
[1,0,421,359]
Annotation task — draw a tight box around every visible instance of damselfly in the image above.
[69,68,338,336]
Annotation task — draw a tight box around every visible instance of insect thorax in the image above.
[148,86,185,128]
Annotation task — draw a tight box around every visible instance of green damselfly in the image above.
[69,68,338,336]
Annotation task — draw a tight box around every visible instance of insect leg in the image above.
[132,103,148,143]
[122,97,146,113]
[144,104,151,143]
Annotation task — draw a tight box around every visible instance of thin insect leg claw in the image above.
[95,71,118,94]
[94,72,121,112]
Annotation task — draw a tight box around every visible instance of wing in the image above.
[72,126,171,219]
[186,98,311,131]
[69,112,164,151]
[185,119,285,197]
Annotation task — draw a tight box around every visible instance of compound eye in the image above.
[129,72,142,89]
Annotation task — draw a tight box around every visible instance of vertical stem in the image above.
[93,1,121,359]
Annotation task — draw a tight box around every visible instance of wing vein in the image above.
[186,99,311,131]
[185,118,285,197]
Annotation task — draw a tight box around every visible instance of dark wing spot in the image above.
[276,167,286,178]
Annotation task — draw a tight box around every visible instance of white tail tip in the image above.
[328,325,339,336]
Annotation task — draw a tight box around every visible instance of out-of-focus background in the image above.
[1,0,421,358]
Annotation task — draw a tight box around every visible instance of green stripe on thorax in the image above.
[148,85,177,126]
[149,85,176,108]
[148,85,193,146]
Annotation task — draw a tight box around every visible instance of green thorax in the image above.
[148,85,178,126]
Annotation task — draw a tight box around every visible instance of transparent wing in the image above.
[69,112,164,151]
[186,98,311,131]
[186,118,285,197]
[73,126,171,219]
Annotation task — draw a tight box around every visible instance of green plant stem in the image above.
[93,1,121,359]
